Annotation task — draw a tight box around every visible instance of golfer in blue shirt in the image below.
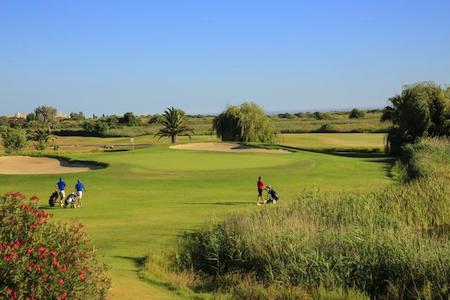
[55,177,66,206]
[75,179,85,207]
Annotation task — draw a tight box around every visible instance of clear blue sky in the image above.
[1,0,449,115]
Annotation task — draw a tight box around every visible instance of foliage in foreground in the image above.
[213,102,276,143]
[0,193,110,299]
[173,138,450,299]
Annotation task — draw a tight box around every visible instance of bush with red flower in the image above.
[0,192,110,299]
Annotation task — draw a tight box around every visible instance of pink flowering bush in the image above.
[0,192,110,299]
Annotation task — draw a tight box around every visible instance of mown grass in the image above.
[173,138,450,299]
[276,133,385,152]
[0,135,393,299]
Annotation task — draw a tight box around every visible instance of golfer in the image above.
[55,177,66,206]
[256,176,265,205]
[75,179,85,207]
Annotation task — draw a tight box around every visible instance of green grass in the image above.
[276,133,385,152]
[0,135,393,298]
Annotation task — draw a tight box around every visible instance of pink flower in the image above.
[34,264,41,271]
[13,241,20,249]
[58,278,64,286]
[79,272,86,281]
[57,291,68,300]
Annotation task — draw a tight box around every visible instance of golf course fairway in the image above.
[0,144,393,299]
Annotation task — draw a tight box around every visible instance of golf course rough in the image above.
[0,142,393,299]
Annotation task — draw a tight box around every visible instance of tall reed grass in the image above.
[173,138,450,299]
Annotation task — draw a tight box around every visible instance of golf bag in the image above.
[265,186,279,204]
[49,191,59,207]
[64,193,78,208]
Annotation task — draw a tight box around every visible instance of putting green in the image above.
[0,144,393,298]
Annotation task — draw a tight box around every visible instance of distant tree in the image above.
[148,114,161,124]
[120,112,138,126]
[381,82,450,155]
[313,112,324,120]
[26,113,36,122]
[70,112,85,120]
[82,120,109,136]
[34,106,57,131]
[213,102,276,143]
[27,121,54,150]
[278,113,295,119]
[1,128,27,153]
[294,112,305,118]
[98,115,119,128]
[349,108,366,119]
[156,107,193,143]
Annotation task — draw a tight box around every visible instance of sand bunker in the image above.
[0,156,101,175]
[170,143,289,154]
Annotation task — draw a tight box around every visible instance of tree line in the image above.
[2,82,449,154]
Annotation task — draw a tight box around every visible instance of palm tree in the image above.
[155,107,193,143]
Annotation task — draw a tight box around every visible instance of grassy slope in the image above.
[0,136,392,298]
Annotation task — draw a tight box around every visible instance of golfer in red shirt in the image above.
[257,176,265,205]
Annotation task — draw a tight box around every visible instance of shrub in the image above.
[26,121,54,151]
[317,123,334,132]
[120,112,139,127]
[148,115,161,124]
[1,128,27,153]
[349,108,365,119]
[381,82,450,155]
[313,111,324,120]
[0,192,110,299]
[82,120,110,136]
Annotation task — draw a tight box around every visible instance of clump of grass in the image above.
[172,138,450,298]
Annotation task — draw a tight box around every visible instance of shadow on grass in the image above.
[113,255,146,268]
[179,201,254,206]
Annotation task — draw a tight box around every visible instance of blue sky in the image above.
[1,0,449,115]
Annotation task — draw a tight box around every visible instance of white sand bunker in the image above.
[0,156,100,175]
[170,143,289,154]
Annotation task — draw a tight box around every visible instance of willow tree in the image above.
[213,102,276,143]
[381,82,450,155]
[155,107,193,143]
